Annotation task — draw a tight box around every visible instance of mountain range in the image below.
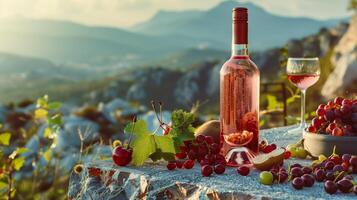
[0,1,346,67]
[132,1,346,50]
[0,1,350,103]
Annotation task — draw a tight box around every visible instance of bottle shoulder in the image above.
[220,57,260,75]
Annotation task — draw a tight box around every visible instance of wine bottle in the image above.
[220,7,260,166]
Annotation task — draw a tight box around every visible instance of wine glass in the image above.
[287,57,320,135]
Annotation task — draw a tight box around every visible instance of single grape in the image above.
[325,161,335,170]
[343,175,354,181]
[183,159,195,169]
[307,125,317,133]
[334,96,344,105]
[342,154,352,163]
[337,179,354,193]
[342,99,352,106]
[292,177,304,190]
[214,164,226,175]
[259,171,274,185]
[330,155,343,165]
[333,165,344,172]
[291,167,303,179]
[324,180,338,194]
[332,127,344,136]
[291,163,302,168]
[201,165,213,177]
[176,160,184,168]
[314,169,326,182]
[318,104,326,109]
[312,117,322,128]
[302,167,312,174]
[316,108,325,116]
[277,172,289,183]
[325,171,335,181]
[296,147,307,159]
[112,146,132,166]
[302,174,315,187]
[175,152,187,159]
[166,162,176,170]
[328,122,337,131]
[350,156,357,168]
[237,166,250,176]
[327,101,335,108]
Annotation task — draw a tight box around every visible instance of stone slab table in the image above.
[68,126,357,200]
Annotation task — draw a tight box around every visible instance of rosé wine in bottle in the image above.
[287,74,319,90]
[220,7,260,166]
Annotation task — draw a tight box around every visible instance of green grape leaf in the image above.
[149,151,175,162]
[168,110,196,151]
[170,109,196,130]
[153,135,175,154]
[130,134,156,166]
[47,102,62,110]
[124,120,150,136]
[0,133,11,146]
[12,157,25,171]
[125,120,176,165]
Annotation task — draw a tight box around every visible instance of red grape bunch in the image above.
[166,135,226,177]
[308,97,357,136]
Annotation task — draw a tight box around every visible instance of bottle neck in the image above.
[232,44,248,57]
[231,19,248,57]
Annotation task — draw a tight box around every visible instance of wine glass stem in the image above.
[300,89,306,129]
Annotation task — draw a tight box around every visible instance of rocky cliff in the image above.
[322,14,357,98]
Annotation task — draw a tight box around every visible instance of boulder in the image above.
[322,15,357,98]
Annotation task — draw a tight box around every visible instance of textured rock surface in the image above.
[322,14,357,98]
[68,126,357,200]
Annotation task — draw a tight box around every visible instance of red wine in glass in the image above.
[288,74,320,90]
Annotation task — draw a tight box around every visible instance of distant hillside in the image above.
[132,1,346,50]
[0,18,220,66]
[0,52,112,103]
[151,48,229,70]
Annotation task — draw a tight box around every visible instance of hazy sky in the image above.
[0,0,352,28]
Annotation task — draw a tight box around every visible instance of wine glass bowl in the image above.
[287,58,320,90]
[286,57,320,134]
